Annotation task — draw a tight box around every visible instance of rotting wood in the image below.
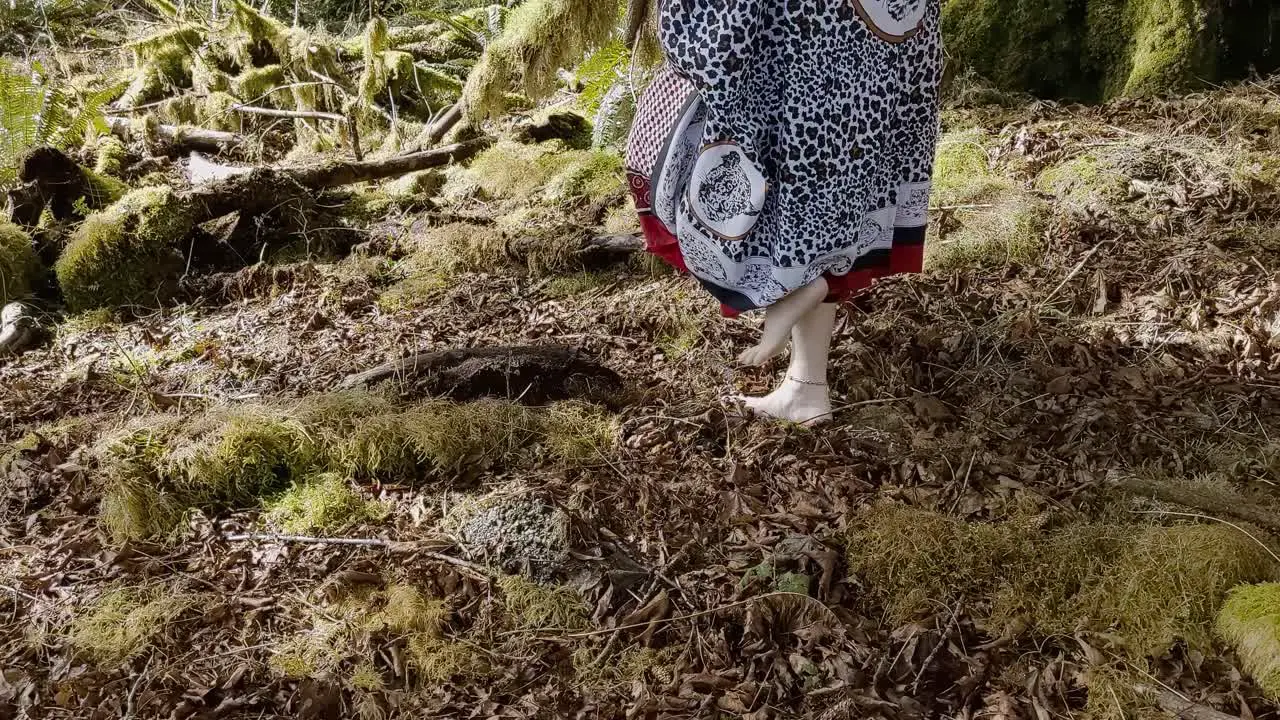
[340,344,625,407]
[105,116,244,154]
[4,181,43,229]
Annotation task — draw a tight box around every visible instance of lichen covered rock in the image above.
[0,222,41,304]
[55,187,196,311]
[448,493,571,580]
[943,0,1280,100]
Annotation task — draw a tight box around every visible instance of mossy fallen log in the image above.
[104,116,244,155]
[942,0,1280,101]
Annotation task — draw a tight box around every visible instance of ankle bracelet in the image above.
[787,376,828,387]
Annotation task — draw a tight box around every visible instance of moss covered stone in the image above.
[943,0,1280,101]
[56,187,196,311]
[0,221,41,304]
[1218,582,1280,699]
[845,505,1279,657]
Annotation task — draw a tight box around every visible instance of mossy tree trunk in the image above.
[942,0,1280,101]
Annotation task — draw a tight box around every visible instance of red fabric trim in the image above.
[630,172,926,317]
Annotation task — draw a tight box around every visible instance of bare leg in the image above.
[739,301,837,426]
[737,276,829,367]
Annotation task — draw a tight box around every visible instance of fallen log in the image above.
[1117,474,1280,535]
[505,232,643,271]
[4,182,43,229]
[340,344,625,407]
[104,116,244,154]
[183,137,491,222]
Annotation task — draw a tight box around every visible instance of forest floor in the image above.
[3,75,1280,719]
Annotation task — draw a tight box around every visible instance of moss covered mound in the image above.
[927,129,1047,269]
[96,393,617,541]
[1218,582,1280,699]
[845,505,1278,658]
[0,221,42,304]
[55,187,196,312]
[943,0,1280,101]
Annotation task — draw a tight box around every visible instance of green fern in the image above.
[576,38,628,116]
[1,61,125,186]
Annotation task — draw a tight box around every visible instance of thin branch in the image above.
[221,534,494,577]
[224,532,390,546]
[231,104,345,123]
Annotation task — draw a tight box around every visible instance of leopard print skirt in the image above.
[625,0,943,314]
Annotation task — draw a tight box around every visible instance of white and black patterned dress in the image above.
[625,0,943,315]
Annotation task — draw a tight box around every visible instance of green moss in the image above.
[461,0,617,120]
[56,187,195,311]
[1035,152,1132,213]
[573,646,678,692]
[93,137,129,178]
[339,399,541,478]
[0,221,41,305]
[498,574,590,631]
[233,64,288,104]
[83,169,127,208]
[544,271,611,298]
[931,129,996,206]
[265,473,387,535]
[68,586,198,666]
[462,141,622,205]
[542,149,623,204]
[942,0,1262,100]
[163,407,314,508]
[1218,583,1280,699]
[541,402,616,466]
[845,505,1278,658]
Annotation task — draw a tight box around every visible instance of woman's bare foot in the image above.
[737,277,829,366]
[739,378,833,426]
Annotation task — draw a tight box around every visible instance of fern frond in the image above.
[58,80,129,149]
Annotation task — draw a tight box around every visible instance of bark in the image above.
[232,105,361,160]
[17,147,88,221]
[340,344,625,407]
[0,302,46,358]
[623,0,652,49]
[104,116,244,154]
[424,103,463,147]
